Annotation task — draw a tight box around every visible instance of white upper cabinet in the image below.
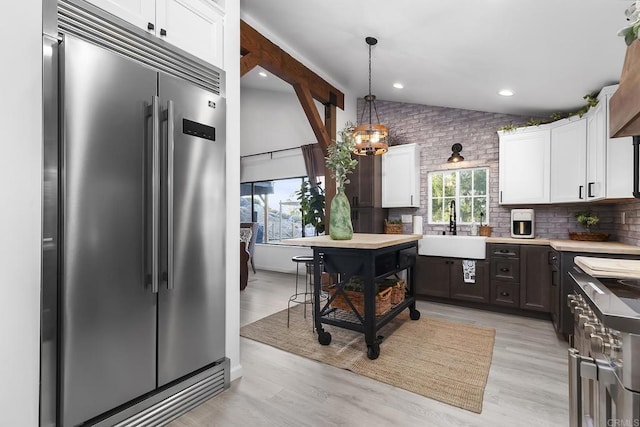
[550,118,587,203]
[87,0,224,68]
[603,85,634,198]
[498,127,551,204]
[499,85,632,205]
[157,0,224,68]
[88,0,156,30]
[586,101,606,200]
[382,143,420,208]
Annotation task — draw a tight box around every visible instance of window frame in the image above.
[241,176,323,244]
[427,167,489,225]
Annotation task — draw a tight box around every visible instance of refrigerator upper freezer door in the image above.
[157,73,226,386]
[60,35,157,427]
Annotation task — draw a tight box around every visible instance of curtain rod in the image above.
[241,146,301,160]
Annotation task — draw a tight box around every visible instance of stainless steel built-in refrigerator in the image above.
[44,8,227,424]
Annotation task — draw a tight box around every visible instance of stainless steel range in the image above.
[568,265,640,427]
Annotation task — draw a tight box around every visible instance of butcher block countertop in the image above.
[486,237,640,255]
[283,233,422,250]
[575,256,640,279]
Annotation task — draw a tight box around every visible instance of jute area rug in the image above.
[240,304,496,413]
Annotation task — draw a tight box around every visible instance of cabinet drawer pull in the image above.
[160,28,167,36]
[500,291,510,297]
[499,249,510,253]
[499,267,510,273]
[147,22,155,31]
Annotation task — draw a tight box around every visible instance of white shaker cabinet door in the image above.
[498,127,551,204]
[586,102,606,200]
[382,143,420,207]
[87,0,156,32]
[550,118,587,203]
[157,0,224,68]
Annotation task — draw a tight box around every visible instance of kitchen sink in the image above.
[418,235,487,259]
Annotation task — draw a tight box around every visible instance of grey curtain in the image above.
[300,143,325,184]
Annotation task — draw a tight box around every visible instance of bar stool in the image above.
[288,255,315,328]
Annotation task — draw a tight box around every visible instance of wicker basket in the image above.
[379,278,405,305]
[328,285,392,317]
[568,232,610,242]
[384,219,403,234]
[479,225,493,237]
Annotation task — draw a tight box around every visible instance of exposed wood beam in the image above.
[293,83,332,153]
[240,20,344,109]
[240,52,262,77]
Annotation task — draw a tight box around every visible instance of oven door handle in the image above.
[596,359,617,427]
[569,348,584,427]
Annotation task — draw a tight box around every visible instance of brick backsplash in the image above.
[359,98,640,246]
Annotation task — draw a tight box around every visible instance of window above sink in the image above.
[428,167,489,225]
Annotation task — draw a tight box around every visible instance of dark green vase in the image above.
[329,188,353,240]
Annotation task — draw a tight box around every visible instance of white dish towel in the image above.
[462,260,476,284]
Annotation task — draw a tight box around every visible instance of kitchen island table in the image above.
[283,234,422,359]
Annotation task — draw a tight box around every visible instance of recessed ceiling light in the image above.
[499,89,514,97]
[258,71,267,77]
[393,82,404,89]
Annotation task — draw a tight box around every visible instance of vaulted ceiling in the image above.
[240,0,632,117]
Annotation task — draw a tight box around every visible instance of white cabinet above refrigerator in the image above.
[86,0,225,68]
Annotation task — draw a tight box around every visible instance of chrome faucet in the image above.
[449,200,457,235]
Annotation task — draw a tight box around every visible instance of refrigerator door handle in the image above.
[150,95,160,294]
[166,99,175,291]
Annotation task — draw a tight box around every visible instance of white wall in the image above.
[224,1,242,381]
[241,87,321,156]
[0,1,42,424]
[253,244,312,274]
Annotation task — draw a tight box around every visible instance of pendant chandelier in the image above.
[353,36,388,156]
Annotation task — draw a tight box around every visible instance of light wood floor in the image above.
[170,270,569,426]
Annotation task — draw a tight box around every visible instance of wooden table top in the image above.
[282,233,422,250]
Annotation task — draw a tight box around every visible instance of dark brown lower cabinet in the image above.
[415,256,450,298]
[450,259,490,303]
[520,245,552,312]
[415,256,489,303]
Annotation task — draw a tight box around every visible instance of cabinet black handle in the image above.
[160,28,167,36]
[500,268,509,273]
[500,291,509,297]
[499,249,509,253]
[500,191,503,203]
[588,182,594,198]
[148,22,155,30]
[633,136,640,198]
[411,195,413,205]
[579,185,584,200]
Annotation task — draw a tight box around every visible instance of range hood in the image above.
[610,41,640,138]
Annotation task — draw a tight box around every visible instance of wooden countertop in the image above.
[486,237,640,255]
[575,256,640,279]
[282,233,422,250]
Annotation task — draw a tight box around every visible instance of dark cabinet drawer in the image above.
[488,244,520,258]
[491,258,520,282]
[491,282,520,307]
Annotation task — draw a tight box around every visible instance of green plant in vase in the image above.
[325,123,359,240]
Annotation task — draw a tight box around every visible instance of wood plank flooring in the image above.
[170,270,569,426]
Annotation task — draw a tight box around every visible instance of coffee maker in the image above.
[511,209,535,238]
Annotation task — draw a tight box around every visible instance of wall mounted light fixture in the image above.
[447,143,464,163]
[353,36,388,156]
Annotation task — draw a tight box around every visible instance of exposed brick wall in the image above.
[360,98,640,245]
